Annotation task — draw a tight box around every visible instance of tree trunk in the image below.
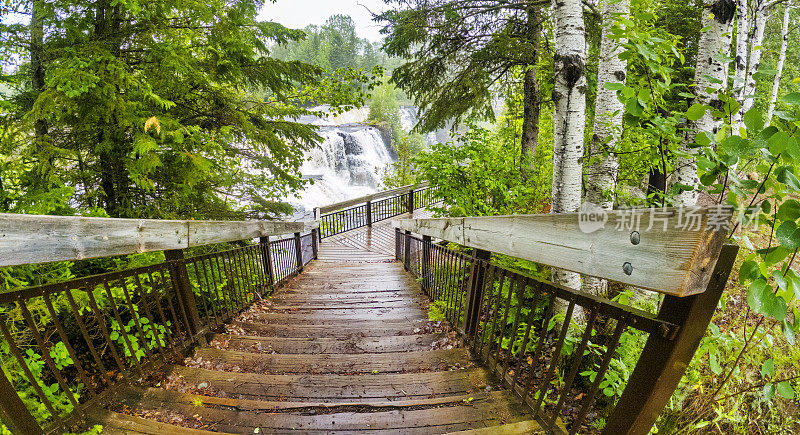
[673,0,735,206]
[732,0,750,102]
[582,0,630,297]
[738,1,770,122]
[550,0,586,290]
[766,3,791,126]
[521,8,541,172]
[30,0,48,184]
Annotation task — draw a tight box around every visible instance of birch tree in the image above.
[551,0,586,289]
[673,0,735,206]
[582,0,630,297]
[734,0,783,128]
[733,0,750,103]
[766,2,793,125]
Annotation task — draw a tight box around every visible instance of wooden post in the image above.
[403,230,411,271]
[313,207,320,221]
[293,232,303,272]
[602,244,739,435]
[395,228,401,260]
[463,249,491,338]
[422,235,432,294]
[164,249,203,337]
[259,236,274,288]
[366,200,372,227]
[311,229,319,260]
[0,368,41,434]
[407,190,414,214]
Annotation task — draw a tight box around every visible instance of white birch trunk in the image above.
[582,0,630,297]
[732,0,750,102]
[739,2,769,119]
[766,3,791,126]
[674,0,735,206]
[551,0,586,290]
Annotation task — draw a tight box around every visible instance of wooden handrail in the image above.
[393,206,733,297]
[0,213,319,267]
[316,181,430,215]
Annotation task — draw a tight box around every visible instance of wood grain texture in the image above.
[393,207,732,296]
[0,213,318,266]
[317,181,429,214]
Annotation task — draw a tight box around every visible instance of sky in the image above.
[257,0,390,42]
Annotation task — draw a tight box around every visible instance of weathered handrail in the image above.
[0,213,319,267]
[393,207,733,297]
[317,182,438,239]
[394,207,738,434]
[0,215,319,434]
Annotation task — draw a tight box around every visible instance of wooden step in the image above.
[238,309,429,324]
[114,386,530,434]
[166,365,491,401]
[87,408,229,435]
[188,348,471,374]
[209,333,447,354]
[228,319,436,338]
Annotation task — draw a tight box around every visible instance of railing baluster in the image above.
[532,296,576,414]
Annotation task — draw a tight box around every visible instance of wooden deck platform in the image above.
[90,213,541,434]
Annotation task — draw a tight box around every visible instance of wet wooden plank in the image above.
[189,348,470,374]
[167,365,491,401]
[229,320,433,338]
[209,333,447,354]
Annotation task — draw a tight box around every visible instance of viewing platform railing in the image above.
[394,208,738,434]
[0,214,318,434]
[314,181,438,239]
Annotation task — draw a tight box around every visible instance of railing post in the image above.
[259,236,275,288]
[602,244,739,435]
[164,249,203,337]
[366,200,372,227]
[422,235,432,294]
[403,230,411,271]
[0,368,42,434]
[463,248,491,338]
[395,228,401,260]
[311,229,319,260]
[407,189,414,214]
[293,232,303,272]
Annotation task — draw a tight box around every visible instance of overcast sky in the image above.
[257,0,390,42]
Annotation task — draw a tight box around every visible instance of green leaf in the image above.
[604,82,625,91]
[710,353,722,375]
[739,260,761,284]
[762,358,775,377]
[782,320,796,345]
[743,108,764,132]
[764,383,776,400]
[773,270,789,291]
[769,294,788,321]
[747,279,770,313]
[777,381,795,399]
[777,200,800,221]
[776,166,800,191]
[686,103,707,121]
[781,92,800,106]
[776,221,800,250]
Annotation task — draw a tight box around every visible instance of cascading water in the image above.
[285,106,450,219]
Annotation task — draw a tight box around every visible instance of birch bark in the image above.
[673,0,735,206]
[733,0,750,102]
[551,0,586,290]
[583,0,630,297]
[766,3,792,126]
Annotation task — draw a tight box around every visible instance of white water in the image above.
[285,106,450,219]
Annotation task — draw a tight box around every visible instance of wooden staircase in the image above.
[89,226,543,434]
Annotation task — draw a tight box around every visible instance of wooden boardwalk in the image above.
[90,213,541,434]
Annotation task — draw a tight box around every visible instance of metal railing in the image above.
[317,183,438,239]
[396,230,737,434]
[0,228,318,434]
